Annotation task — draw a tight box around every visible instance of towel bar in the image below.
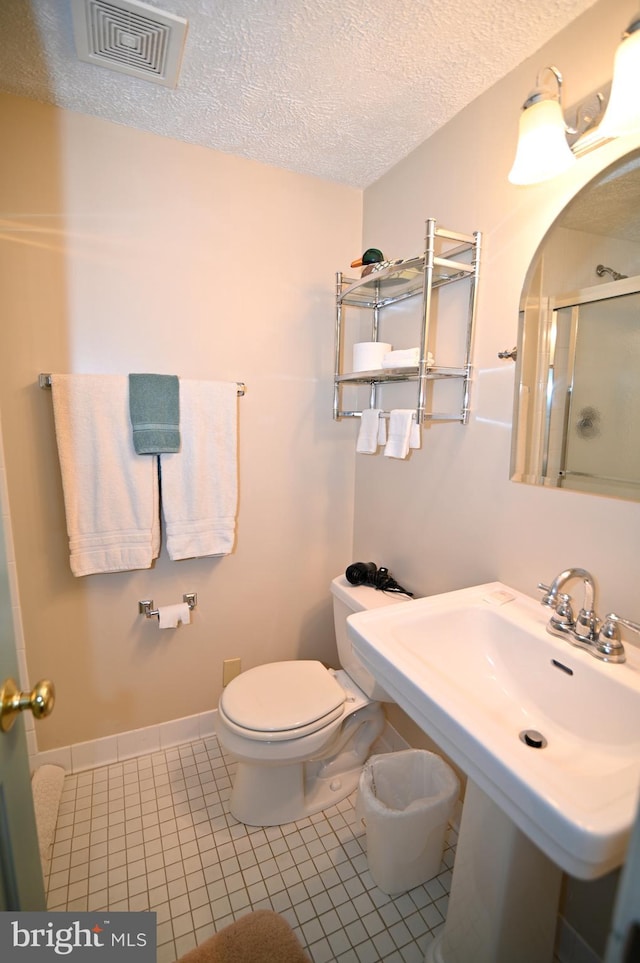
[38,373,246,395]
[139,593,197,619]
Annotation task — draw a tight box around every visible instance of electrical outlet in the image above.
[223,658,241,686]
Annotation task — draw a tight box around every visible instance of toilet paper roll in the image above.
[158,602,191,629]
[352,342,392,372]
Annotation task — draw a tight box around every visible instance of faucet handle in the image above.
[594,613,633,664]
[604,613,640,636]
[537,583,554,606]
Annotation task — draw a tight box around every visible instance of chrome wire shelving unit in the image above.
[333,218,481,426]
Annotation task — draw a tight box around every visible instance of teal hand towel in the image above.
[129,373,180,454]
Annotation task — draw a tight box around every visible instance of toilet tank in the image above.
[330,574,406,700]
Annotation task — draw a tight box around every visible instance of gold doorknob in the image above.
[0,677,55,733]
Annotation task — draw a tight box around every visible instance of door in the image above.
[0,496,46,910]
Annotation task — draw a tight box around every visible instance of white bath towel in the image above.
[356,409,386,454]
[51,374,160,576]
[384,409,421,459]
[160,380,238,559]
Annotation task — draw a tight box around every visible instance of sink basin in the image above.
[348,581,640,880]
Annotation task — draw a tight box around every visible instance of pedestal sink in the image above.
[347,582,640,963]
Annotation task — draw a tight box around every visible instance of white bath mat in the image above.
[31,764,66,875]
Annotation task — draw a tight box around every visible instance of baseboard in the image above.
[372,719,411,755]
[31,709,218,774]
[31,712,409,776]
[555,916,603,963]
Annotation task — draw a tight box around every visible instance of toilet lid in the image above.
[220,661,345,734]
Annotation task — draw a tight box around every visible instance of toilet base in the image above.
[229,756,364,826]
[228,702,385,826]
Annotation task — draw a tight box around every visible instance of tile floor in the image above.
[45,735,456,962]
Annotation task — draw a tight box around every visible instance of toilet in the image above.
[214,574,404,826]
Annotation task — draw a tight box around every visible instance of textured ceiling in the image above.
[561,150,640,242]
[0,0,599,188]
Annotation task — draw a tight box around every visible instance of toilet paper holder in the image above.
[139,593,197,619]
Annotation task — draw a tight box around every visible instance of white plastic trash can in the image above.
[356,749,459,895]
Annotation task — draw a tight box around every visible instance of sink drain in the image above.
[519,729,547,749]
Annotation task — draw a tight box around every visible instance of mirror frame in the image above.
[510,148,640,501]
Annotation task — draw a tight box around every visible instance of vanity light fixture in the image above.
[597,16,640,138]
[509,15,640,185]
[508,67,576,185]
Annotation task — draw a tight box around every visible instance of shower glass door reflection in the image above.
[552,290,640,498]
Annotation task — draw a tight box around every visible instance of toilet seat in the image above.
[219,660,346,742]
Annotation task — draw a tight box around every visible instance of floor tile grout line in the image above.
[46,736,455,962]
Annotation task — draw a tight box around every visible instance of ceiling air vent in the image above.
[71,0,188,87]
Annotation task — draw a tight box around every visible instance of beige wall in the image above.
[353,0,639,954]
[1,0,638,951]
[354,0,640,611]
[0,93,361,750]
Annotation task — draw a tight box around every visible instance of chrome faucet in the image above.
[538,568,598,640]
[537,568,628,664]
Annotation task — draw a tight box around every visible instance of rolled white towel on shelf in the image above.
[384,410,421,459]
[381,348,434,368]
[352,342,392,372]
[356,409,387,454]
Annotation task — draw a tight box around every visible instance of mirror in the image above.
[511,149,640,501]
